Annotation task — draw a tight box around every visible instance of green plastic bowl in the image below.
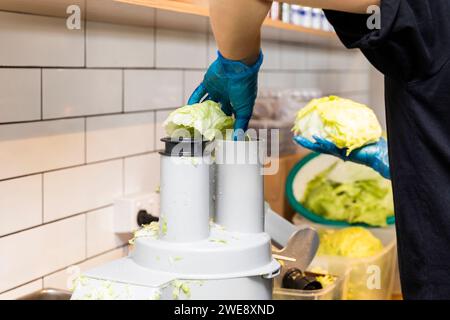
[286,153,395,227]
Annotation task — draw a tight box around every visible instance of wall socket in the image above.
[114,192,160,233]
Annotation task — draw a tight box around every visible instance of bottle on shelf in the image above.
[300,6,312,28]
[311,8,322,29]
[268,2,334,33]
[290,4,302,26]
[270,1,280,21]
[281,3,291,23]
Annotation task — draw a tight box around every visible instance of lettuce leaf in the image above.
[164,101,234,141]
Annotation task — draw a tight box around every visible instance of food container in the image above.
[273,271,347,300]
[286,153,395,226]
[294,216,397,300]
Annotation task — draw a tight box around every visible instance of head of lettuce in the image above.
[163,101,234,141]
[292,96,382,155]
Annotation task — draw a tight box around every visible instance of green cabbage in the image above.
[164,101,234,141]
[318,227,384,258]
[302,161,394,227]
[292,96,382,155]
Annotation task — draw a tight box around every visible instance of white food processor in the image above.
[71,137,318,300]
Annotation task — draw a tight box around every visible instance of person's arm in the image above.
[210,0,380,63]
[209,0,271,64]
[189,0,381,139]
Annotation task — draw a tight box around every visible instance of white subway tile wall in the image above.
[86,206,127,257]
[124,152,161,195]
[43,69,123,119]
[0,68,41,123]
[0,279,43,300]
[86,112,155,162]
[43,160,123,222]
[0,119,85,180]
[0,215,85,293]
[261,40,281,71]
[280,42,307,70]
[155,109,174,150]
[0,175,42,237]
[86,21,155,68]
[0,12,84,67]
[207,34,217,64]
[43,247,128,291]
[124,69,183,112]
[305,46,330,71]
[0,10,373,297]
[156,29,208,69]
[183,70,205,103]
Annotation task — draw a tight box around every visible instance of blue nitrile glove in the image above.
[294,135,391,180]
[188,51,263,140]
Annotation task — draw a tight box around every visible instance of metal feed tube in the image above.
[215,139,265,233]
[159,138,211,242]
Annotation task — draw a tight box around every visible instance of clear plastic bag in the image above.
[250,88,323,155]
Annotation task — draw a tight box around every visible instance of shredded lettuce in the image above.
[172,280,191,299]
[129,222,159,245]
[302,161,394,227]
[309,267,336,288]
[293,96,382,155]
[164,101,234,141]
[318,227,384,258]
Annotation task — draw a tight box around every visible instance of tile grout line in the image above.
[122,158,126,196]
[0,66,370,73]
[181,70,186,106]
[84,117,87,164]
[121,69,125,113]
[0,244,128,296]
[154,110,158,150]
[41,174,44,224]
[84,213,88,260]
[40,68,43,120]
[0,278,43,297]
[0,150,162,184]
[83,0,87,69]
[0,204,114,240]
[46,244,128,283]
[0,106,182,126]
[153,9,157,68]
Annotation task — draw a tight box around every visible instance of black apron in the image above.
[325,0,450,299]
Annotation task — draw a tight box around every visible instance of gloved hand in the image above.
[294,135,391,179]
[188,51,263,140]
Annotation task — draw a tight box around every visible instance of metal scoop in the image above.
[265,204,319,273]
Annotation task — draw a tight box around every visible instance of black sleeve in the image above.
[324,0,450,82]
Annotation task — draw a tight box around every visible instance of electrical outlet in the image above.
[114,192,160,233]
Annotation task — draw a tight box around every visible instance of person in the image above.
[187,0,450,300]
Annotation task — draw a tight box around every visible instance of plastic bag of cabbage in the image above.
[163,101,234,141]
[302,161,394,227]
[317,227,384,258]
[292,96,382,155]
[313,227,391,300]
